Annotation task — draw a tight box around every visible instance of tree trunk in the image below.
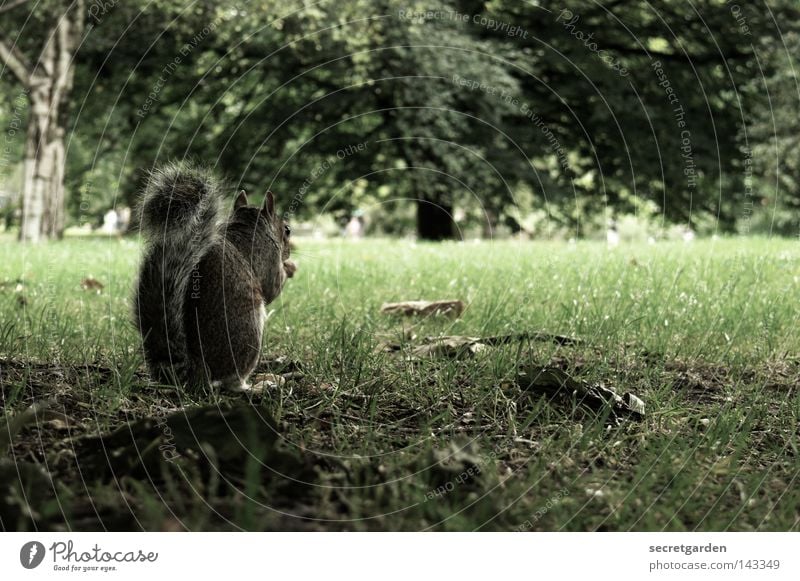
[401,147,457,242]
[417,198,455,241]
[2,1,84,242]
[19,115,67,241]
[19,107,45,242]
[38,124,67,239]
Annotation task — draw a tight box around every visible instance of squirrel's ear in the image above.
[234,190,248,211]
[264,191,275,216]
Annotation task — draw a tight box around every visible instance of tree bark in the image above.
[1,1,83,242]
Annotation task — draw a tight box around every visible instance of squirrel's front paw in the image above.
[283,259,297,278]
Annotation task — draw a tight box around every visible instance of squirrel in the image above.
[133,162,296,391]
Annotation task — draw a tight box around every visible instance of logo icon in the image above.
[20,541,46,569]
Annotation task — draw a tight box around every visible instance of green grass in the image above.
[1,235,799,531]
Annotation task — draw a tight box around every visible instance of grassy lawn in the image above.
[1,235,798,531]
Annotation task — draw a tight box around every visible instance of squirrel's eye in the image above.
[284,224,291,238]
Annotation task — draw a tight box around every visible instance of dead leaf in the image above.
[411,336,486,359]
[380,299,465,318]
[40,410,75,431]
[375,328,417,352]
[480,332,584,347]
[517,365,645,420]
[385,331,583,358]
[80,277,104,292]
[624,392,646,415]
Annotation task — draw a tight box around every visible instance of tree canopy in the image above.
[1,0,798,239]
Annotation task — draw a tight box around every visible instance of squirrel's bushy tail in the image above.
[134,162,222,385]
[139,162,221,239]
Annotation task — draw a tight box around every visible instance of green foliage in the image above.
[746,31,800,236]
[486,0,799,231]
[1,0,798,234]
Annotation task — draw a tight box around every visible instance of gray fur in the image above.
[133,162,294,389]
